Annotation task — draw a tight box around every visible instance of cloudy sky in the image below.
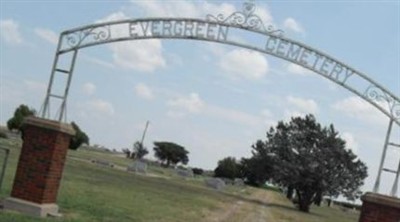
[0,0,399,196]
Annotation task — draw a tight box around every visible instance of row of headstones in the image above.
[205,178,245,190]
[94,160,245,190]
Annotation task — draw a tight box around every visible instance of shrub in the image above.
[0,132,8,139]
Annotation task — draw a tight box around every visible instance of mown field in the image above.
[0,136,360,222]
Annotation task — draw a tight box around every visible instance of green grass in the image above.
[263,189,360,222]
[0,137,360,221]
[0,138,246,222]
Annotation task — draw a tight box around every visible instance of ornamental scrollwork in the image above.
[206,0,284,36]
[63,25,111,49]
[364,85,400,121]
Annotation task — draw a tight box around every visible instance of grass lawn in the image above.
[0,137,360,221]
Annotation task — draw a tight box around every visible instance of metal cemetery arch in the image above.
[40,1,399,195]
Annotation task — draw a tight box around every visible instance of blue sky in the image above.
[0,0,399,196]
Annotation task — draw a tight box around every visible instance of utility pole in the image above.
[132,121,150,159]
[140,121,150,146]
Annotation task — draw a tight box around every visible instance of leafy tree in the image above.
[153,141,189,167]
[252,114,367,212]
[214,157,241,179]
[7,104,36,132]
[0,132,8,139]
[133,141,149,159]
[240,140,275,186]
[69,122,89,150]
[192,167,204,176]
[122,148,132,158]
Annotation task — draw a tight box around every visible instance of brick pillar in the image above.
[4,117,75,217]
[359,192,400,222]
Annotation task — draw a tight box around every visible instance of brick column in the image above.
[359,192,400,222]
[4,117,74,217]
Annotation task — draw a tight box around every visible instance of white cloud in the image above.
[165,92,261,126]
[97,11,128,23]
[342,132,359,154]
[24,80,46,92]
[82,82,96,95]
[98,12,166,73]
[134,1,201,17]
[133,1,235,18]
[167,93,205,114]
[103,2,275,74]
[283,109,307,120]
[135,83,154,100]
[283,17,305,34]
[81,54,115,69]
[87,99,114,116]
[206,105,261,127]
[286,63,312,76]
[219,49,269,80]
[261,109,276,126]
[111,41,166,72]
[131,1,274,27]
[34,28,58,45]
[332,96,387,125]
[0,19,23,44]
[287,96,319,114]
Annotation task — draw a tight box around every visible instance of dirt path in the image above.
[205,189,275,222]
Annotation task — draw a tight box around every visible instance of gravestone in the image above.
[176,168,194,178]
[205,178,226,190]
[127,160,147,174]
[221,178,234,185]
[234,178,245,187]
[92,159,114,168]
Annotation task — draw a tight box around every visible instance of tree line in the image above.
[7,105,367,213]
[214,114,367,213]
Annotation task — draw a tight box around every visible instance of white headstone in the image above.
[127,160,147,174]
[176,168,194,178]
[234,178,245,186]
[205,178,226,190]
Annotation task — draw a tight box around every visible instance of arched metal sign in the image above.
[40,1,399,195]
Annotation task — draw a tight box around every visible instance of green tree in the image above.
[133,141,149,159]
[253,114,367,212]
[192,167,204,176]
[69,122,89,150]
[214,157,241,179]
[239,140,276,186]
[7,104,36,132]
[153,141,189,167]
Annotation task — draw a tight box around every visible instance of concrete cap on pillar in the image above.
[361,192,400,209]
[22,116,75,136]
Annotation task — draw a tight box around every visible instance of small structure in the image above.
[127,160,147,174]
[358,192,400,222]
[205,178,226,190]
[91,159,114,168]
[234,178,245,187]
[176,168,194,178]
[3,117,75,217]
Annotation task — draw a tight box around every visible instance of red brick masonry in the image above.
[359,192,400,222]
[11,117,74,204]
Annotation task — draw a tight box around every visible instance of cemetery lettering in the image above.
[129,20,229,41]
[265,36,355,84]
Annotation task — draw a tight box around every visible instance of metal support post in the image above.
[58,50,78,122]
[42,35,63,119]
[0,148,10,191]
[390,157,400,197]
[373,119,394,193]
